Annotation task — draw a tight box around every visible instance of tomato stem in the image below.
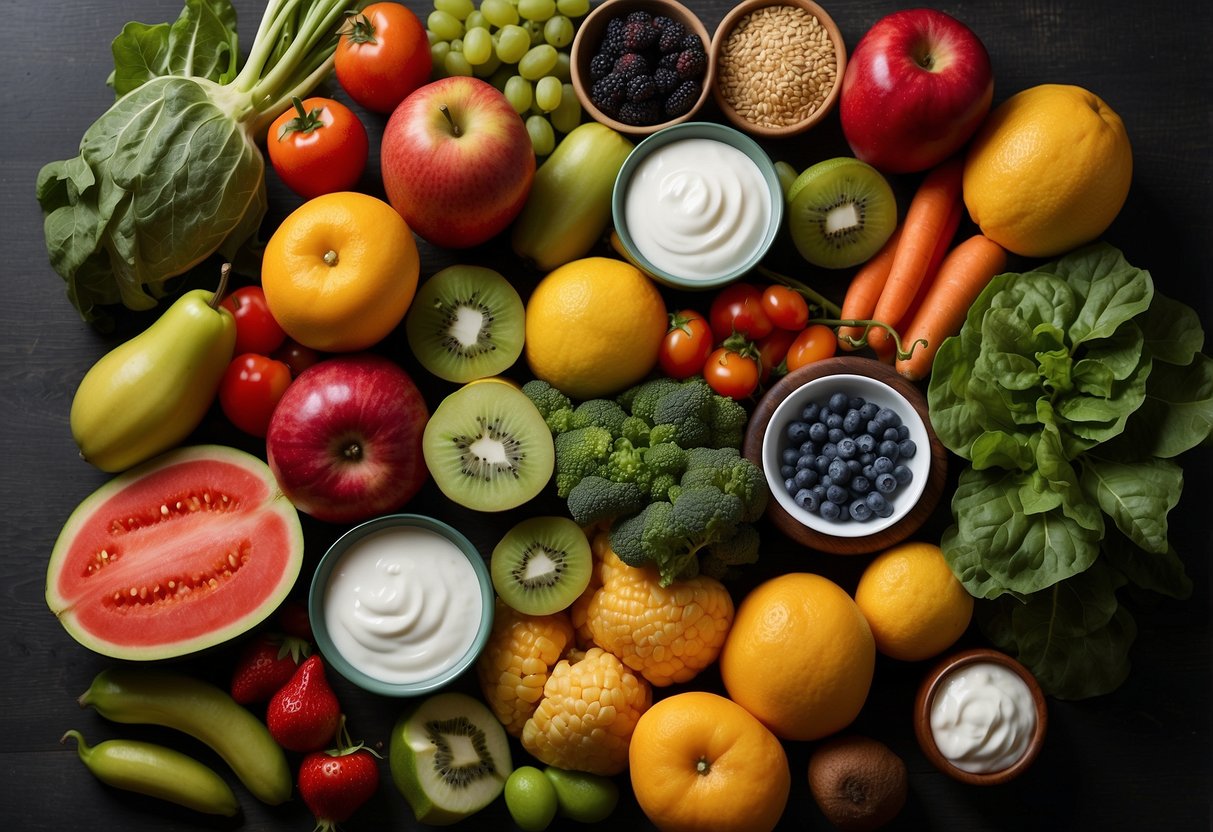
[808,316,927,361]
[755,265,842,318]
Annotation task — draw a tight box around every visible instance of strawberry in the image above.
[267,655,341,752]
[298,719,380,831]
[230,633,311,705]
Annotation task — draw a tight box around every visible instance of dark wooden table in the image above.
[2,0,1209,829]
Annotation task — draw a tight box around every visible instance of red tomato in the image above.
[221,286,287,356]
[267,97,368,200]
[335,2,432,114]
[271,339,323,379]
[659,310,714,379]
[219,354,292,438]
[756,328,796,383]
[703,347,760,400]
[760,284,810,331]
[709,283,773,341]
[786,324,838,371]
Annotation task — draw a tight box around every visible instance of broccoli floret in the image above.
[643,442,688,478]
[679,447,770,522]
[600,437,653,493]
[650,379,713,448]
[570,398,629,435]
[619,415,652,448]
[553,426,612,497]
[624,377,684,424]
[607,505,655,568]
[566,475,646,528]
[699,523,761,581]
[707,393,748,449]
[523,379,574,434]
[648,473,679,503]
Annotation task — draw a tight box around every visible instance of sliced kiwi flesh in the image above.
[422,381,555,512]
[389,691,513,825]
[405,265,526,383]
[491,516,592,616]
[785,157,898,269]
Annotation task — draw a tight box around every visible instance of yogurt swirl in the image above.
[929,661,1037,774]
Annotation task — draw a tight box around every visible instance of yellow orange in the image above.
[629,691,790,832]
[720,572,874,741]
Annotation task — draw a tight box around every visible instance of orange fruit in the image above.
[262,191,419,352]
[720,572,874,741]
[854,541,973,662]
[524,256,666,400]
[628,691,790,832]
[962,84,1133,258]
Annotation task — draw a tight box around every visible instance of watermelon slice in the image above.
[47,445,305,660]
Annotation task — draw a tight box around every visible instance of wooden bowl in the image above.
[742,357,946,555]
[570,0,713,136]
[709,0,846,138]
[914,648,1048,786]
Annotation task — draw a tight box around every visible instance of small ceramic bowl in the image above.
[570,0,713,136]
[611,120,784,290]
[915,648,1049,785]
[742,357,946,555]
[308,513,494,697]
[710,0,847,138]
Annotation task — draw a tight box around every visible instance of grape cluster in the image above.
[777,391,917,524]
[426,0,589,156]
[586,11,707,126]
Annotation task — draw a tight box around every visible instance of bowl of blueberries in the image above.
[743,357,947,554]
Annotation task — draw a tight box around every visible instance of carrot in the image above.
[835,225,903,352]
[895,234,1008,381]
[867,157,965,355]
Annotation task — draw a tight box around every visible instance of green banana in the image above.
[511,122,635,273]
[69,266,236,472]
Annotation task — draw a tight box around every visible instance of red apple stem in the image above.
[439,104,461,138]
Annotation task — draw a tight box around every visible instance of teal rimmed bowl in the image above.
[308,513,494,697]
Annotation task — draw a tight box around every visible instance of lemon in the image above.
[524,257,666,400]
[854,541,973,662]
[962,84,1132,258]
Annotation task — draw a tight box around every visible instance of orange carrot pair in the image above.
[835,225,902,352]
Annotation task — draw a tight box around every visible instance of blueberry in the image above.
[866,491,893,517]
[862,464,876,480]
[879,440,900,459]
[820,500,842,520]
[897,424,911,440]
[828,392,849,413]
[780,464,796,479]
[851,475,871,495]
[875,472,898,494]
[849,396,865,411]
[827,457,851,483]
[794,468,818,489]
[836,437,858,459]
[893,464,913,485]
[812,484,828,501]
[873,456,894,474]
[784,478,797,495]
[796,454,815,470]
[859,402,879,421]
[799,440,818,457]
[883,427,901,442]
[826,484,850,505]
[781,447,800,466]
[898,438,918,459]
[794,488,821,512]
[849,499,873,521]
[866,419,883,435]
[876,406,901,428]
[827,427,845,444]
[847,458,862,474]
[814,455,831,474]
[843,409,864,434]
[818,407,833,422]
[801,402,821,422]
[786,421,811,444]
[821,442,838,459]
[856,433,876,453]
[808,421,829,443]
[826,412,844,430]
[819,474,832,488]
[859,453,875,467]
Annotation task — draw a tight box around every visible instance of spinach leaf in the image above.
[1114,353,1213,459]
[1080,454,1181,554]
[109,0,239,96]
[1102,531,1193,601]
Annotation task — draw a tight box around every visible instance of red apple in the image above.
[381,76,535,248]
[839,9,993,174]
[266,354,429,524]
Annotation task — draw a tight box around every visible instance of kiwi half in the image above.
[786,157,897,269]
[422,381,555,512]
[491,516,591,616]
[405,265,525,383]
[807,734,907,831]
[389,691,513,825]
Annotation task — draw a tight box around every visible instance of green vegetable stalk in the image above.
[37,0,359,321]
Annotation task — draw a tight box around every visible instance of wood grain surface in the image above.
[1,0,1209,830]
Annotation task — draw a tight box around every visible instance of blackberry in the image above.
[612,52,650,79]
[653,67,679,94]
[589,52,614,81]
[663,80,700,118]
[624,10,652,26]
[622,19,657,51]
[675,47,706,81]
[681,33,703,51]
[655,18,687,52]
[600,18,626,56]
[658,51,680,71]
[589,73,627,115]
[626,74,658,103]
[617,99,662,126]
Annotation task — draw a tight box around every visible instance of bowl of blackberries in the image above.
[570,0,714,135]
[745,357,946,552]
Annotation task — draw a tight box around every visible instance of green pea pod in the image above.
[78,667,291,805]
[62,730,240,817]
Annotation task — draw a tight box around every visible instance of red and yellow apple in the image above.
[381,76,535,249]
[839,9,994,174]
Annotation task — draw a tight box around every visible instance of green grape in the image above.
[481,0,519,27]
[445,49,475,76]
[518,0,556,22]
[465,10,489,29]
[523,18,545,45]
[473,51,503,77]
[427,9,463,41]
[463,26,493,64]
[550,49,571,82]
[495,24,531,63]
[430,40,452,68]
[518,44,557,80]
[435,0,474,20]
[427,28,441,46]
[526,115,556,157]
[549,83,582,133]
[556,0,589,17]
[543,15,574,48]
[535,75,563,112]
[503,75,534,114]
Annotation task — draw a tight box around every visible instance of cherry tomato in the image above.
[709,283,773,342]
[221,286,287,356]
[786,324,838,371]
[267,97,368,200]
[271,338,323,379]
[756,327,796,384]
[335,2,432,114]
[703,347,760,400]
[219,354,292,438]
[659,310,714,379]
[761,284,810,331]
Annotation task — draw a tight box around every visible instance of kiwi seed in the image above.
[491,516,592,616]
[807,734,908,831]
[785,157,898,269]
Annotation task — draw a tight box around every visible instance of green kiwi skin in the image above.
[491,516,592,616]
[786,157,898,270]
[405,265,526,383]
[421,382,555,513]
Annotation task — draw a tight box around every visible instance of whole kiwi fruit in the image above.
[808,734,907,831]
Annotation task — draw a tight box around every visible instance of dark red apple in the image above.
[839,9,993,174]
[266,354,429,523]
[380,76,535,249]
